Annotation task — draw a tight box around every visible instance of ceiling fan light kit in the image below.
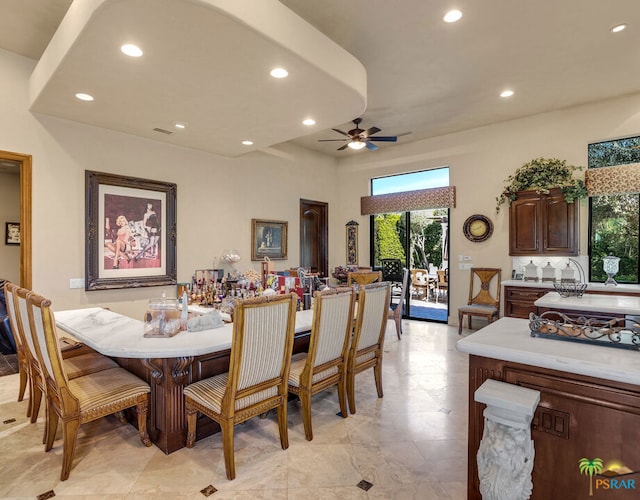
[319,117,398,151]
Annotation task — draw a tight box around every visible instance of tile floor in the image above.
[0,320,469,499]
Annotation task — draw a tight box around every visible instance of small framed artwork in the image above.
[85,170,177,291]
[346,220,358,265]
[251,219,288,260]
[5,222,20,245]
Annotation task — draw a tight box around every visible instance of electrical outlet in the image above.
[459,263,472,270]
[69,278,84,289]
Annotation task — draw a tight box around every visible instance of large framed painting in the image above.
[251,219,287,260]
[85,170,177,290]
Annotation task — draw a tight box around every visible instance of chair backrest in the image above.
[394,268,410,313]
[15,286,41,372]
[411,269,428,286]
[348,271,382,286]
[352,282,391,351]
[380,259,403,282]
[437,269,448,286]
[307,287,355,372]
[4,282,23,353]
[223,293,297,413]
[467,268,502,308]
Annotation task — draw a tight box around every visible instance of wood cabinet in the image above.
[504,285,547,318]
[509,188,579,256]
[468,355,640,500]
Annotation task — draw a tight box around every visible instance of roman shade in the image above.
[585,162,640,196]
[360,186,456,215]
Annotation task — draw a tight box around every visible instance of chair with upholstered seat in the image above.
[26,291,151,480]
[347,270,382,286]
[346,281,391,414]
[436,269,448,302]
[4,282,29,406]
[12,285,118,428]
[458,268,502,335]
[288,287,355,440]
[184,293,297,480]
[388,268,409,340]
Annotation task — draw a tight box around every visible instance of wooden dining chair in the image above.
[347,270,382,286]
[458,268,502,335]
[184,293,297,480]
[4,282,29,407]
[410,269,429,300]
[288,287,355,440]
[436,269,448,303]
[346,281,391,414]
[13,285,118,435]
[26,291,151,480]
[388,268,409,340]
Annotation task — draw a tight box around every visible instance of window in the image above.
[588,137,640,283]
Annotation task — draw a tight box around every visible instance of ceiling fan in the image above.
[318,117,398,151]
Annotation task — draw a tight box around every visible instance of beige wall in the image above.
[0,171,20,283]
[336,93,640,323]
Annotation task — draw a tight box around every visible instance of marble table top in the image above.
[456,317,640,386]
[535,292,640,316]
[55,307,314,359]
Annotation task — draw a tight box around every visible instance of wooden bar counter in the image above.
[55,307,313,454]
[457,317,640,499]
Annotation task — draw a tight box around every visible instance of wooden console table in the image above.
[55,307,313,454]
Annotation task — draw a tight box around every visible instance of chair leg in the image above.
[373,362,383,398]
[347,368,357,415]
[337,378,348,418]
[136,400,152,447]
[220,418,236,480]
[30,383,43,424]
[277,400,289,450]
[60,418,81,480]
[299,390,313,441]
[45,403,58,451]
[458,312,464,335]
[394,314,402,340]
[185,401,197,448]
[18,364,28,402]
[468,316,473,330]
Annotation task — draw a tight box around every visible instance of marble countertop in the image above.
[456,317,640,386]
[502,279,640,293]
[535,292,640,316]
[55,307,314,359]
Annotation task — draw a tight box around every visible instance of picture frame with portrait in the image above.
[5,222,20,245]
[85,170,177,290]
[251,219,287,260]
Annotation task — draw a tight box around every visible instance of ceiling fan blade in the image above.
[365,126,381,136]
[318,139,348,142]
[368,136,397,142]
[331,128,350,137]
[365,141,379,151]
[337,144,349,151]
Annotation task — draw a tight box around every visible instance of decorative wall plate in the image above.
[463,214,493,242]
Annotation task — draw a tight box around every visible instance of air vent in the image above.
[152,127,173,135]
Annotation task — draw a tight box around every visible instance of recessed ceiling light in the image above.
[75,93,94,101]
[611,24,627,33]
[270,67,288,79]
[443,10,463,23]
[121,44,143,57]
[173,121,188,129]
[242,140,254,146]
[302,118,316,126]
[500,89,514,98]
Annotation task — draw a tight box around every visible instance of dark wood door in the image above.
[300,199,328,277]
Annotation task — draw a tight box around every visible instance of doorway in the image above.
[371,208,449,322]
[0,150,31,289]
[299,199,328,277]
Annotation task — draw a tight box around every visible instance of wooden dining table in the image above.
[55,307,314,454]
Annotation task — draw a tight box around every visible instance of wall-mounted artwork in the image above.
[346,220,358,265]
[5,222,20,245]
[251,219,287,260]
[85,170,177,290]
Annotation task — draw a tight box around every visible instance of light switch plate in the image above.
[69,278,84,289]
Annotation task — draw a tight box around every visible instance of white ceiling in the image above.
[2,0,640,158]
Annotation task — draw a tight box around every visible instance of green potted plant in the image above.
[496,157,587,213]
